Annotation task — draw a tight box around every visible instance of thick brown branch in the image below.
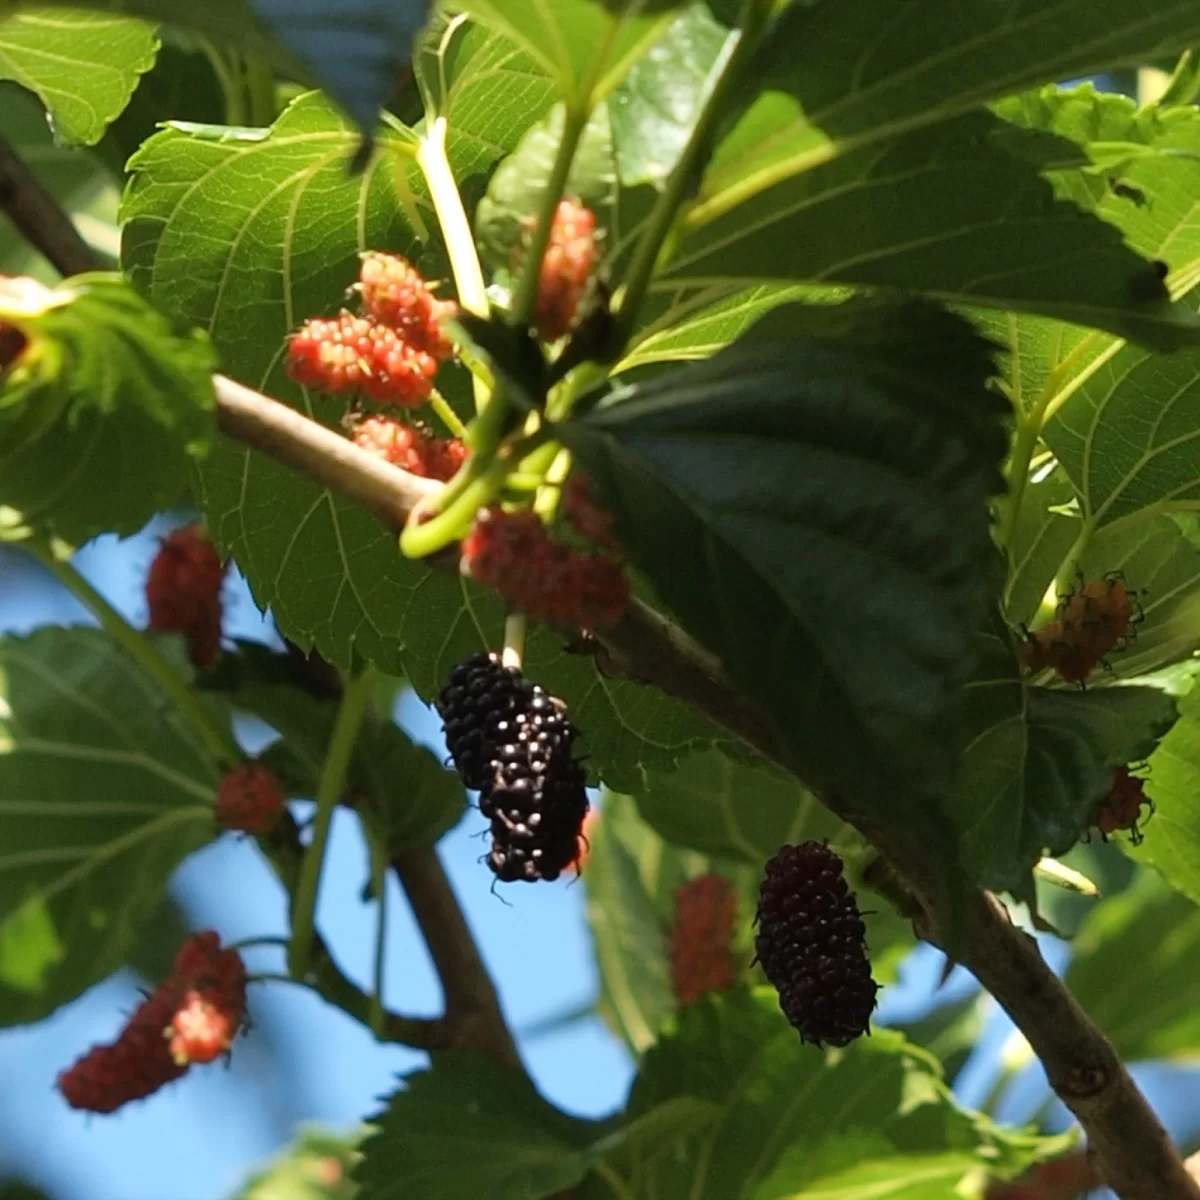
[0,130,99,277]
[391,847,521,1069]
[1,126,1192,1199]
[214,374,439,527]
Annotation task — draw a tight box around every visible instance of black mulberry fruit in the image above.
[754,842,878,1047]
[438,652,589,882]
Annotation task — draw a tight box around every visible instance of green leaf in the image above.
[1140,683,1200,906]
[231,1127,362,1200]
[0,83,119,280]
[356,1052,601,1200]
[0,626,220,1025]
[120,91,715,787]
[609,989,1066,1198]
[124,893,191,984]
[454,0,680,108]
[0,273,218,543]
[562,299,1009,820]
[608,2,730,188]
[704,0,1200,226]
[1066,870,1200,1060]
[476,103,617,273]
[635,747,844,864]
[201,643,465,850]
[0,10,158,146]
[1004,469,1200,680]
[754,1151,993,1200]
[951,615,1178,897]
[894,991,990,1085]
[96,37,227,176]
[667,111,1197,349]
[584,792,685,1053]
[1044,340,1200,528]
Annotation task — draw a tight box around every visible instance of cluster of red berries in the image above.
[461,500,628,631]
[216,760,287,835]
[528,198,597,343]
[58,932,246,1114]
[1096,764,1153,844]
[349,413,466,482]
[1019,575,1141,685]
[145,524,228,668]
[286,254,457,408]
[670,874,738,1007]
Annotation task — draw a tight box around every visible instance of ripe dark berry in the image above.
[462,507,628,630]
[350,414,466,481]
[526,198,597,343]
[287,311,438,406]
[1096,765,1152,844]
[358,253,457,360]
[146,524,227,668]
[216,760,286,835]
[754,842,878,1047]
[671,875,738,1006]
[436,652,590,883]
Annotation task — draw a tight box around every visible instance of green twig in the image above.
[417,117,490,413]
[25,541,240,768]
[510,103,591,328]
[429,388,469,439]
[368,829,389,1038]
[533,447,572,522]
[243,57,277,126]
[288,665,375,978]
[606,0,774,360]
[199,40,247,127]
[502,612,527,668]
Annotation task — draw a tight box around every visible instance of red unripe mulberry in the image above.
[671,875,738,1006]
[358,253,457,360]
[145,524,227,668]
[287,311,438,407]
[216,760,286,834]
[462,507,628,630]
[529,199,597,343]
[350,414,466,481]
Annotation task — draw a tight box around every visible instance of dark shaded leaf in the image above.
[562,299,1009,825]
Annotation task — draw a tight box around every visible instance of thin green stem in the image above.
[229,935,290,953]
[533,447,572,522]
[429,388,468,439]
[399,428,551,559]
[502,612,527,668]
[998,413,1041,549]
[368,829,388,1038]
[593,1161,638,1200]
[199,40,247,127]
[606,0,773,360]
[1040,517,1096,625]
[509,103,591,328]
[417,117,489,413]
[288,665,375,978]
[244,57,277,126]
[25,541,240,768]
